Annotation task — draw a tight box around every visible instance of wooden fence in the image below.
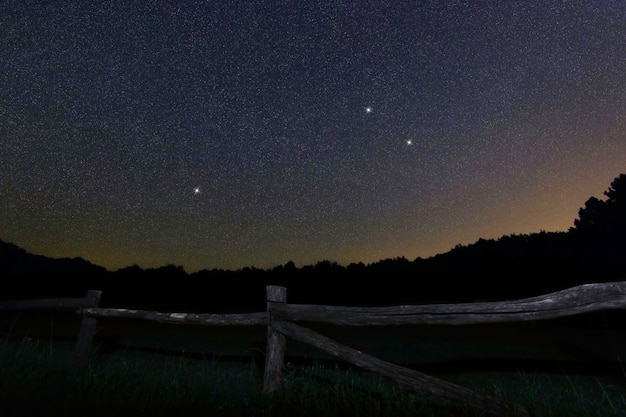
[3,281,626,417]
[0,289,102,369]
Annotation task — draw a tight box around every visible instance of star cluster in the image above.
[1,1,625,272]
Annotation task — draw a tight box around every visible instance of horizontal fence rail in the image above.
[5,282,626,417]
[80,308,268,326]
[268,281,626,325]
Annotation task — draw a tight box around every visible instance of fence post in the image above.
[263,285,287,392]
[71,289,102,371]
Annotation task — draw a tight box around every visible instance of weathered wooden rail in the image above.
[3,281,626,417]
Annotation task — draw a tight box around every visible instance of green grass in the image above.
[0,337,624,417]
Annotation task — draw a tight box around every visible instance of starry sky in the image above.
[1,1,625,273]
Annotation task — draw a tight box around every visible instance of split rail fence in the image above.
[3,282,626,417]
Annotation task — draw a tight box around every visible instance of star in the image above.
[193,187,200,195]
[406,139,413,146]
[365,107,372,114]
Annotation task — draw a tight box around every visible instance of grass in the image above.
[0,337,625,417]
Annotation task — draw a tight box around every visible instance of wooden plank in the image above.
[263,286,287,392]
[80,308,268,326]
[271,320,534,417]
[269,281,626,325]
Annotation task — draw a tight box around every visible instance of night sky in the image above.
[1,1,625,273]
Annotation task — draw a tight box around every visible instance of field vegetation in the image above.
[1,336,625,417]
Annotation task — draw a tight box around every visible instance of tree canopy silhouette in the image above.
[1,172,625,308]
[572,173,626,237]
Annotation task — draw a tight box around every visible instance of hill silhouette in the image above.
[1,173,625,312]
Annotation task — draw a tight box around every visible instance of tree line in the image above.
[1,173,624,312]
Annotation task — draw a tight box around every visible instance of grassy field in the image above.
[1,310,626,416]
[0,336,625,417]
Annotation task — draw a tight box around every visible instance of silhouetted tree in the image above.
[568,173,626,281]
[572,173,626,236]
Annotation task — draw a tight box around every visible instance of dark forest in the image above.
[1,173,624,314]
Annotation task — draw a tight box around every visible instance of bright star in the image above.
[365,107,372,113]
[406,139,413,146]
[193,187,200,195]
